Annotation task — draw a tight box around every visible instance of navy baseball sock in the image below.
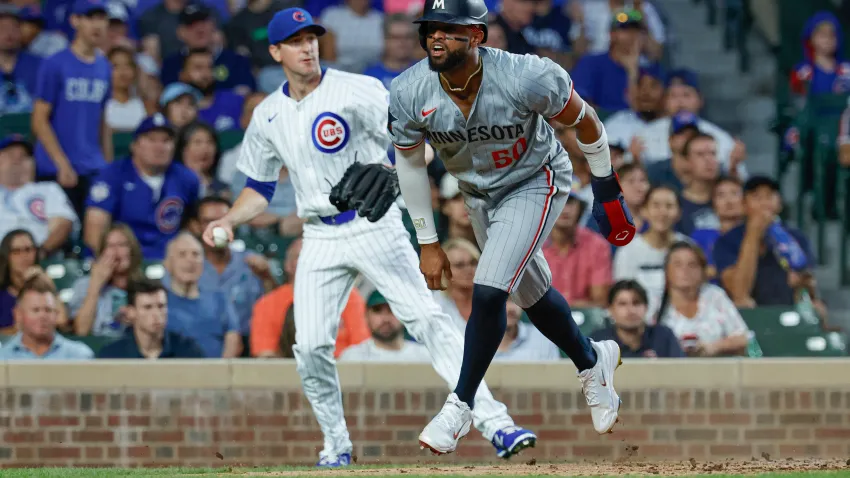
[453,284,509,408]
[523,287,597,371]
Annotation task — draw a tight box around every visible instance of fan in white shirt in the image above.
[613,185,688,314]
[0,136,77,255]
[105,47,147,133]
[631,69,747,179]
[338,291,431,362]
[651,241,749,357]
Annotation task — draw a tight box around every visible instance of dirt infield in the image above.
[229,457,850,477]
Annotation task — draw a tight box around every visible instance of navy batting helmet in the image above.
[414,0,488,50]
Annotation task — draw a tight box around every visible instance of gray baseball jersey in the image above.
[389,47,573,194]
[389,47,576,303]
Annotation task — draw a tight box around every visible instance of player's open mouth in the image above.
[431,45,446,57]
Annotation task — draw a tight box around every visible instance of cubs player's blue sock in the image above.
[524,287,597,371]
[453,284,509,408]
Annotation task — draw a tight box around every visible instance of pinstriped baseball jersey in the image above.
[236,69,391,219]
[388,47,573,193]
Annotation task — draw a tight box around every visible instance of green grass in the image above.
[1,468,849,478]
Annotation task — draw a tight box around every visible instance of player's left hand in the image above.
[590,171,637,247]
[245,254,273,280]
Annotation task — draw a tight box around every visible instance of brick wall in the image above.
[0,360,849,468]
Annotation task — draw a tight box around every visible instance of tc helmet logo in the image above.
[432,0,445,9]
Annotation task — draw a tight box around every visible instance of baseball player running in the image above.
[201,7,536,467]
[389,0,638,455]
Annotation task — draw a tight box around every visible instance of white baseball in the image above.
[212,227,229,248]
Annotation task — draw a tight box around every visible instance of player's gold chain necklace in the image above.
[439,59,483,93]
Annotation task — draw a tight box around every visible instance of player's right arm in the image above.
[519,55,635,246]
[202,111,280,247]
[389,84,452,290]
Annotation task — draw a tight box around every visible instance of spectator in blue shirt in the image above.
[18,5,68,59]
[523,0,573,67]
[69,223,145,338]
[179,48,245,132]
[31,0,113,222]
[85,114,200,260]
[0,5,42,115]
[590,279,684,359]
[645,111,700,194]
[714,176,828,319]
[493,0,535,55]
[362,14,417,89]
[189,196,276,335]
[163,232,242,358]
[676,133,722,236]
[97,278,205,358]
[570,8,660,113]
[0,278,94,360]
[160,4,255,94]
[690,176,745,281]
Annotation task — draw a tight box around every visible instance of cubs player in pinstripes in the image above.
[389,0,638,455]
[201,7,536,468]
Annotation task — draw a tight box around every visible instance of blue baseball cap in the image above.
[666,68,700,92]
[638,65,665,83]
[0,134,32,154]
[267,8,326,45]
[134,114,175,140]
[71,0,108,16]
[159,82,202,107]
[670,111,700,135]
[0,4,20,19]
[18,5,43,23]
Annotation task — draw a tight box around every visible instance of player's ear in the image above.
[268,44,283,63]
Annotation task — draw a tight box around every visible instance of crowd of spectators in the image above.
[0,0,836,361]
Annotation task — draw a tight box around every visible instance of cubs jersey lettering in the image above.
[236,69,392,219]
[389,47,572,193]
[0,182,78,245]
[86,160,200,260]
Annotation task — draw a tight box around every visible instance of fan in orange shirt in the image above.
[250,238,369,358]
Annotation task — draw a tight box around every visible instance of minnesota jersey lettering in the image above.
[389,47,573,190]
[425,123,525,145]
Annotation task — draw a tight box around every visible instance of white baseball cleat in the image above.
[419,393,472,455]
[578,340,623,434]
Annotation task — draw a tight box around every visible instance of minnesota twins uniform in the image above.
[389,47,574,307]
[235,68,518,458]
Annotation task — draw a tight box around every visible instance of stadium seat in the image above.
[112,132,134,159]
[573,308,608,337]
[142,261,166,280]
[757,330,848,357]
[64,335,118,355]
[41,259,85,304]
[0,113,31,137]
[740,306,822,336]
[218,130,245,151]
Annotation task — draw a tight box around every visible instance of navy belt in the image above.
[319,209,356,225]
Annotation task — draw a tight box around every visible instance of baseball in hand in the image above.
[212,227,229,248]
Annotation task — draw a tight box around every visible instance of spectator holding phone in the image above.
[714,176,826,320]
[69,224,144,337]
